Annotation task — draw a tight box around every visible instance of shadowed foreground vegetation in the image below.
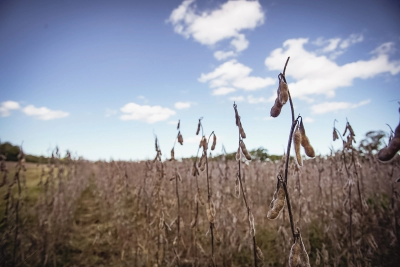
[1,134,399,266]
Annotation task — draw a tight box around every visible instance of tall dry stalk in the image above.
[233,103,261,267]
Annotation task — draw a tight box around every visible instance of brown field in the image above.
[1,146,399,267]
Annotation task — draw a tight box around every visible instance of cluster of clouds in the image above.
[201,35,399,116]
[168,0,264,60]
[3,1,398,126]
[1,98,195,124]
[168,0,400,119]
[116,101,194,124]
[0,101,69,120]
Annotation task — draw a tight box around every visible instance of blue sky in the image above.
[1,0,399,161]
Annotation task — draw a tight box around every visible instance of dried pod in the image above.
[267,180,286,220]
[206,203,214,223]
[249,212,255,236]
[210,200,216,217]
[199,136,208,151]
[270,97,283,118]
[299,120,315,158]
[289,228,311,267]
[196,120,201,135]
[378,122,400,162]
[333,128,339,141]
[198,152,206,172]
[197,188,205,205]
[239,121,246,139]
[278,78,289,105]
[211,134,217,151]
[234,105,240,126]
[235,176,240,198]
[239,140,252,161]
[289,238,302,267]
[192,161,199,177]
[178,132,183,145]
[293,125,303,166]
[177,120,180,130]
[348,123,355,137]
[236,147,241,161]
[256,246,264,260]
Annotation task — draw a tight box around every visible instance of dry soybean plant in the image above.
[233,103,262,266]
[268,56,314,266]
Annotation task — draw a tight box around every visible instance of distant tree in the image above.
[359,130,386,155]
[249,147,269,162]
[0,142,20,161]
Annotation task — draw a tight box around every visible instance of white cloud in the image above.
[314,34,364,59]
[303,117,315,123]
[22,105,69,120]
[214,50,236,61]
[105,108,117,117]
[229,96,245,102]
[174,101,192,109]
[199,59,275,91]
[0,101,20,117]
[340,33,363,49]
[264,39,400,100]
[212,87,236,95]
[264,117,274,121]
[311,99,371,114]
[120,102,176,123]
[247,95,268,104]
[168,0,264,53]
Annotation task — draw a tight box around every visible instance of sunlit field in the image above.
[1,105,399,266]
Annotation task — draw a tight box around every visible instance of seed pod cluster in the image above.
[293,124,303,166]
[378,121,400,162]
[267,180,286,220]
[289,228,310,267]
[177,132,183,145]
[239,140,251,161]
[299,120,315,158]
[211,134,217,151]
[270,74,289,118]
